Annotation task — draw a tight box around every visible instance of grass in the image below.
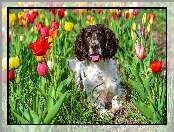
[5,5,167,125]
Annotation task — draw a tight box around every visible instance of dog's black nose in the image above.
[91,41,99,51]
[91,43,99,51]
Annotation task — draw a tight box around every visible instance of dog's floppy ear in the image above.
[73,27,88,61]
[102,24,119,59]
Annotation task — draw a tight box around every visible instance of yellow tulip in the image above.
[18,12,25,19]
[2,57,7,69]
[9,17,15,28]
[9,13,16,25]
[22,19,26,25]
[79,9,87,14]
[147,23,151,33]
[45,18,49,27]
[9,56,20,69]
[132,34,137,41]
[142,17,146,25]
[40,14,45,19]
[132,22,136,31]
[64,22,74,32]
[86,21,90,25]
[131,29,136,41]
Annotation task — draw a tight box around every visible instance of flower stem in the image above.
[144,61,147,78]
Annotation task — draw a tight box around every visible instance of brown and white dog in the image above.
[68,24,125,118]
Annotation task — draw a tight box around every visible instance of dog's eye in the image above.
[86,32,92,38]
[97,32,102,37]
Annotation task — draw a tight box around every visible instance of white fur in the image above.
[68,58,124,117]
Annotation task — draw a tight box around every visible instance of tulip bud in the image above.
[40,14,45,20]
[149,17,154,25]
[135,44,146,60]
[45,18,49,27]
[16,71,20,83]
[132,34,137,41]
[147,23,151,33]
[37,62,49,76]
[142,17,146,25]
[140,27,145,37]
[132,22,136,31]
[87,15,91,22]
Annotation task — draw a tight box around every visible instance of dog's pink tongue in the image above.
[90,55,100,62]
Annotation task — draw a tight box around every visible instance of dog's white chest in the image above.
[81,61,118,98]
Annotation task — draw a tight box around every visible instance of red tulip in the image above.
[28,16,34,24]
[35,21,43,31]
[51,20,59,29]
[29,36,51,56]
[96,9,102,14]
[37,62,49,76]
[150,60,162,73]
[125,12,129,19]
[18,19,23,26]
[110,14,117,20]
[30,11,37,19]
[2,70,7,83]
[40,26,49,38]
[135,44,146,60]
[148,12,156,20]
[49,9,57,15]
[58,9,65,19]
[9,70,15,80]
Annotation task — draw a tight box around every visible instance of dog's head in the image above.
[73,24,119,62]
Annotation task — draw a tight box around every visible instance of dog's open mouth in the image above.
[90,54,100,62]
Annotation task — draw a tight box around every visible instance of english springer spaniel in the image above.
[68,24,125,118]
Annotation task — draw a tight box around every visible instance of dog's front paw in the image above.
[111,95,123,113]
